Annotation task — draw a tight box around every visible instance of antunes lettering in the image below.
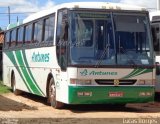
[89,71,117,75]
[32,52,50,62]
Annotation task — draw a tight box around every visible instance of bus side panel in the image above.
[3,46,61,97]
[3,52,11,87]
[22,47,60,97]
[3,51,29,93]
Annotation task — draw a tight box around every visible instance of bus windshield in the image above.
[70,11,153,66]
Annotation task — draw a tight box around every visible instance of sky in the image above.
[0,0,157,29]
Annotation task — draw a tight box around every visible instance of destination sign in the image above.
[77,13,110,19]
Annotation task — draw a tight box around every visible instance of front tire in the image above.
[48,78,64,109]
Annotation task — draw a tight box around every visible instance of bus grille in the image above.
[95,79,137,85]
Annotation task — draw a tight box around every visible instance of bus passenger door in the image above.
[56,9,69,102]
[56,9,68,71]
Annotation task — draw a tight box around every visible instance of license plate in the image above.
[109,92,124,97]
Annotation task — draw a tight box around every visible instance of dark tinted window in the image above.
[5,32,10,48]
[152,24,160,52]
[33,21,43,43]
[11,29,17,47]
[17,27,24,47]
[56,10,68,71]
[44,16,55,43]
[24,24,32,45]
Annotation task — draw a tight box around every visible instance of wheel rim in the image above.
[49,82,56,106]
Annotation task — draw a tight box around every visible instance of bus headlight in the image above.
[137,80,153,85]
[70,79,92,85]
[145,80,154,85]
[138,80,145,85]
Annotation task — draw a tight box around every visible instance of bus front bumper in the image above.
[68,86,155,104]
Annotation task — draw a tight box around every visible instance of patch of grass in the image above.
[0,81,11,94]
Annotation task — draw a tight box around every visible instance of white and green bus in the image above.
[3,2,155,108]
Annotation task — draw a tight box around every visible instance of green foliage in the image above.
[0,81,11,94]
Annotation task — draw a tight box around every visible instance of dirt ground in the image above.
[0,93,160,124]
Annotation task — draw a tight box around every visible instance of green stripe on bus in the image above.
[132,69,152,78]
[122,69,152,79]
[22,50,45,96]
[5,52,32,93]
[122,69,141,79]
[15,51,42,96]
[123,69,139,79]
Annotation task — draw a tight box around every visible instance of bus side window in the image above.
[17,27,24,47]
[10,29,17,48]
[24,24,32,46]
[44,15,55,45]
[56,9,68,71]
[33,20,43,44]
[4,31,11,48]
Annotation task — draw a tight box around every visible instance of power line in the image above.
[8,6,10,24]
[0,12,36,14]
[0,17,24,21]
[0,7,9,8]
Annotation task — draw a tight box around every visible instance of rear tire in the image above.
[11,72,22,95]
[47,78,64,109]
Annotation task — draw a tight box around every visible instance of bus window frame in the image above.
[3,13,56,50]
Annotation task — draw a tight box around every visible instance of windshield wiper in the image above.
[119,46,137,66]
[95,45,110,67]
[95,34,111,67]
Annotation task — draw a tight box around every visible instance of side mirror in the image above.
[156,62,160,75]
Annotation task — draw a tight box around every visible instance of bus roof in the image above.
[23,2,146,24]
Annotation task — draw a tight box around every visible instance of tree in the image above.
[0,27,2,32]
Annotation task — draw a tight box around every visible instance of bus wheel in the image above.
[11,73,21,95]
[48,78,64,109]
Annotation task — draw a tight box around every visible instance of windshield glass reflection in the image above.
[69,11,153,66]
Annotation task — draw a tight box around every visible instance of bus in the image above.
[150,11,160,93]
[3,2,155,109]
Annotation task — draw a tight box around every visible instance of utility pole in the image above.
[8,6,10,24]
[17,16,18,22]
